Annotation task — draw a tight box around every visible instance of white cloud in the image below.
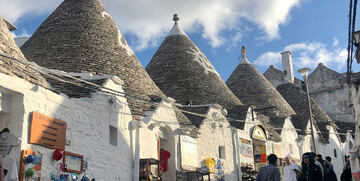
[253,51,281,66]
[0,0,62,23]
[254,42,347,72]
[0,0,304,51]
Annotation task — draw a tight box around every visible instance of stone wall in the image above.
[308,64,353,123]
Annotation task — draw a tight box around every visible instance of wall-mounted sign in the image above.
[180,135,198,170]
[251,126,266,141]
[29,112,67,149]
[63,151,83,174]
[239,138,253,158]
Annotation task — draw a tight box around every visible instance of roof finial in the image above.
[241,46,246,58]
[173,14,179,24]
[238,46,250,64]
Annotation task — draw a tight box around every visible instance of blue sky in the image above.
[1,0,359,81]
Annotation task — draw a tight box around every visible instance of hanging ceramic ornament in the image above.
[53,148,63,161]
[25,155,35,163]
[26,168,35,176]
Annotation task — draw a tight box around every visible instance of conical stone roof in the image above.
[0,16,50,88]
[20,0,185,122]
[146,15,243,114]
[277,83,335,142]
[226,47,295,118]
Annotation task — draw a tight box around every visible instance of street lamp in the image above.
[297,68,318,154]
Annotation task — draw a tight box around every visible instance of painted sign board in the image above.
[29,112,67,149]
[239,138,253,158]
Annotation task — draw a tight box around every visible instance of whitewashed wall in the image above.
[138,98,181,181]
[350,85,360,146]
[0,73,134,181]
[280,118,300,161]
[317,126,344,180]
[196,106,237,181]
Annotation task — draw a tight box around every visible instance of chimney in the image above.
[281,51,294,83]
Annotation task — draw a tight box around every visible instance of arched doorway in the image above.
[251,125,267,171]
[158,125,176,180]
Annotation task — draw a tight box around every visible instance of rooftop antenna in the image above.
[173,14,179,24]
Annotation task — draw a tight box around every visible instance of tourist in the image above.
[316,154,325,166]
[297,152,323,181]
[324,160,337,181]
[256,154,280,181]
[282,154,299,181]
[340,158,352,181]
[312,152,324,178]
[325,156,334,169]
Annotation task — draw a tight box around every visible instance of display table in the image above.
[140,158,160,181]
[241,166,257,181]
[176,170,211,181]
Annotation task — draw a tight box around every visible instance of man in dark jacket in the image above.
[297,152,323,181]
[324,160,337,181]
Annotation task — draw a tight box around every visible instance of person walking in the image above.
[297,152,323,181]
[282,154,299,181]
[324,160,337,181]
[313,153,324,179]
[325,156,334,170]
[256,154,280,181]
[340,158,352,181]
[316,154,325,166]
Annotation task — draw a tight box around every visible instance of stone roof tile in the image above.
[0,16,50,88]
[277,83,335,142]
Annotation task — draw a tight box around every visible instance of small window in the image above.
[289,144,293,154]
[109,125,117,146]
[219,146,226,159]
[334,149,337,158]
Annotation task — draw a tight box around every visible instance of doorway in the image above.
[157,126,175,180]
[251,125,267,171]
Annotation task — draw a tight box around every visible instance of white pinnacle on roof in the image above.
[167,14,187,36]
[239,46,250,64]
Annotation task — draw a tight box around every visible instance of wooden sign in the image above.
[29,112,67,149]
[63,152,83,174]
